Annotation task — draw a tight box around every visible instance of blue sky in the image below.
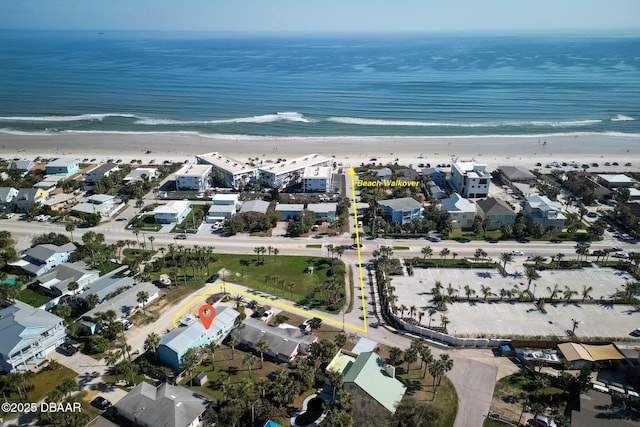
[1,0,639,32]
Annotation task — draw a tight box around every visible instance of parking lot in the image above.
[392,265,640,338]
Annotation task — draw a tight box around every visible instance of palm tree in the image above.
[499,252,513,269]
[463,285,476,300]
[427,308,437,328]
[144,332,161,361]
[440,315,450,332]
[581,285,594,301]
[571,318,580,335]
[399,304,407,318]
[563,286,578,301]
[133,229,140,246]
[243,353,257,378]
[256,340,269,369]
[205,341,219,371]
[409,305,417,319]
[328,370,344,402]
[404,347,418,373]
[421,246,433,260]
[273,248,279,263]
[524,266,540,291]
[546,284,560,301]
[418,311,425,327]
[531,255,546,268]
[84,293,100,309]
[228,335,239,360]
[480,285,494,301]
[147,235,155,251]
[440,248,450,263]
[555,252,565,269]
[452,252,458,263]
[136,290,150,314]
[65,223,76,242]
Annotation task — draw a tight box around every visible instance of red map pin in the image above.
[198,304,216,330]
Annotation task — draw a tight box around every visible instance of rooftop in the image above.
[476,197,515,216]
[378,197,422,212]
[154,200,191,215]
[160,306,239,353]
[302,166,332,180]
[260,154,329,175]
[0,300,64,357]
[275,203,305,212]
[240,200,270,214]
[440,193,476,213]
[46,158,78,168]
[83,282,158,320]
[175,164,212,177]
[196,152,256,175]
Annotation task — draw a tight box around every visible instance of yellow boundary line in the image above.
[172,168,368,333]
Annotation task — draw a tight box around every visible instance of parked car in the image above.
[575,241,591,248]
[175,234,188,240]
[91,396,112,410]
[533,415,557,427]
[510,250,525,256]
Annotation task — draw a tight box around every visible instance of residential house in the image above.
[123,167,159,184]
[196,152,256,189]
[240,200,271,215]
[450,161,490,198]
[45,158,79,178]
[0,187,19,204]
[72,194,121,217]
[42,193,77,213]
[428,184,447,200]
[13,242,76,277]
[341,351,407,413]
[258,154,331,189]
[113,382,210,427]
[8,160,35,174]
[597,174,638,189]
[307,203,337,222]
[275,203,305,221]
[499,165,537,184]
[12,188,48,211]
[302,166,333,193]
[33,262,99,307]
[32,174,66,193]
[206,194,239,223]
[377,197,422,225]
[158,306,239,370]
[523,195,566,233]
[0,300,66,372]
[231,317,318,363]
[76,266,134,303]
[85,163,120,184]
[476,197,517,231]
[175,164,212,191]
[440,193,476,229]
[82,282,158,324]
[376,168,393,180]
[153,200,192,224]
[422,167,447,187]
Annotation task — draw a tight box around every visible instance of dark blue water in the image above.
[0,31,639,137]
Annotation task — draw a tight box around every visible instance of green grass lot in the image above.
[153,253,346,313]
[305,244,323,248]
[173,204,208,232]
[0,364,78,419]
[18,287,52,308]
[130,213,162,231]
[392,246,410,250]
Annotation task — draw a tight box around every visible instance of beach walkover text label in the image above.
[357,179,419,187]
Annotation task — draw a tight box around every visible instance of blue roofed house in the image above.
[158,306,240,370]
[0,187,19,204]
[378,197,422,225]
[45,158,79,178]
[8,160,35,175]
[275,203,304,221]
[307,203,337,222]
[13,242,77,277]
[264,421,283,427]
[0,300,66,372]
[76,266,134,304]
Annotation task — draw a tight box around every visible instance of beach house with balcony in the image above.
[523,195,566,233]
[85,163,121,184]
[476,197,516,230]
[12,188,48,211]
[206,194,240,223]
[45,158,79,178]
[0,300,66,372]
[14,242,77,277]
[302,166,333,193]
[175,164,212,191]
[377,197,422,225]
[440,193,476,229]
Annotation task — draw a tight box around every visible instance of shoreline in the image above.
[1,132,639,171]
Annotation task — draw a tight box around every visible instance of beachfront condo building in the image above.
[450,161,490,199]
[196,152,257,189]
[302,166,334,192]
[258,154,332,189]
[174,164,212,191]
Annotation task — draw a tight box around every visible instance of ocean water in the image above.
[0,31,639,138]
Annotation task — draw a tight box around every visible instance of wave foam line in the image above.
[611,114,634,122]
[135,112,314,125]
[0,113,137,122]
[328,117,603,127]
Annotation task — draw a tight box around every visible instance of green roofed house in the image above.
[342,351,407,413]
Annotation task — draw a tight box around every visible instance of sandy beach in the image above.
[1,132,639,171]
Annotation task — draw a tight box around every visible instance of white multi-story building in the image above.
[175,164,212,191]
[259,154,331,189]
[302,166,333,193]
[195,152,256,189]
[450,161,490,199]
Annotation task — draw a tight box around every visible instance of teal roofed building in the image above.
[342,351,407,413]
[263,421,283,427]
